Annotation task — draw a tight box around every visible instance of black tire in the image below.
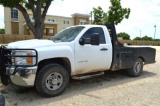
[35,64,69,97]
[127,58,143,77]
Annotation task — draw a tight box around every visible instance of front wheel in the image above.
[35,64,69,97]
[127,58,143,77]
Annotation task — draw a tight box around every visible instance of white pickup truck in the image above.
[0,22,156,97]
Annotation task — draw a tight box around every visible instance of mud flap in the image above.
[0,46,9,85]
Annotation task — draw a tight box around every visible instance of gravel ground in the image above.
[0,46,160,106]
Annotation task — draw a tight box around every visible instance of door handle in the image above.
[100,48,108,51]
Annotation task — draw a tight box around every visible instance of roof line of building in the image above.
[28,13,90,19]
[45,14,73,19]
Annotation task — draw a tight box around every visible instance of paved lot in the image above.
[0,46,160,106]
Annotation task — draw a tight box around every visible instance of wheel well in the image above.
[37,58,71,76]
[138,56,145,63]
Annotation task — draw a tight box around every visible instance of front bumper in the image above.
[0,46,38,86]
[7,66,38,87]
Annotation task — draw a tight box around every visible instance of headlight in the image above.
[12,51,36,65]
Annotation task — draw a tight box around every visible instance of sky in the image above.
[0,0,160,39]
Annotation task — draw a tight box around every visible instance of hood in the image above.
[7,39,55,49]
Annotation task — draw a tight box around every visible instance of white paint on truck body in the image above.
[74,25,112,74]
[7,25,113,76]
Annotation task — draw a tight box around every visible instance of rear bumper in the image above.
[7,66,37,87]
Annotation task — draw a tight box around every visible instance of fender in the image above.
[36,45,75,75]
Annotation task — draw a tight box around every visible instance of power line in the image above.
[90,11,93,24]
[154,25,156,40]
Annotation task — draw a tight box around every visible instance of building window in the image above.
[49,29,53,33]
[11,8,18,19]
[47,19,54,22]
[80,22,86,25]
[63,21,69,24]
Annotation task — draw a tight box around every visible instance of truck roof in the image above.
[77,24,105,28]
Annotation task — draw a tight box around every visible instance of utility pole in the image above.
[154,25,156,40]
[90,11,93,24]
[140,30,141,38]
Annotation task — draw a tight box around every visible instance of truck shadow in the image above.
[1,70,157,105]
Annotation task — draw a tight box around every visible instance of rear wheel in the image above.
[127,58,143,77]
[35,64,69,97]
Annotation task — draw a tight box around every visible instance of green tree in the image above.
[141,36,153,41]
[107,0,130,25]
[93,0,130,25]
[0,28,5,34]
[117,32,130,40]
[133,37,141,40]
[93,6,107,25]
[0,0,53,39]
[154,39,160,41]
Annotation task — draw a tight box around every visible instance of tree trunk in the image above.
[14,0,53,39]
[32,23,44,39]
[33,27,43,39]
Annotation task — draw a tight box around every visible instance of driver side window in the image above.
[82,27,106,44]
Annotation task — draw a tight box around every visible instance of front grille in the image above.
[4,48,38,67]
[0,45,38,75]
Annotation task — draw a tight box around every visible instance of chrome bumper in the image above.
[7,66,37,87]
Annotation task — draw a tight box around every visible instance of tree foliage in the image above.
[93,6,107,25]
[93,0,130,25]
[0,28,5,34]
[133,36,154,41]
[154,39,160,41]
[108,0,130,25]
[0,0,53,39]
[133,37,141,40]
[117,32,130,40]
[141,36,153,41]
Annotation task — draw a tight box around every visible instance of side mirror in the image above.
[90,33,100,45]
[79,37,85,45]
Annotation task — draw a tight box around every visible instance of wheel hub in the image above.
[51,79,58,85]
[134,62,141,73]
[46,72,63,90]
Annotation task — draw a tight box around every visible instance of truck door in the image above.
[75,27,112,75]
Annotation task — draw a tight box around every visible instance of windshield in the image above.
[50,26,85,42]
